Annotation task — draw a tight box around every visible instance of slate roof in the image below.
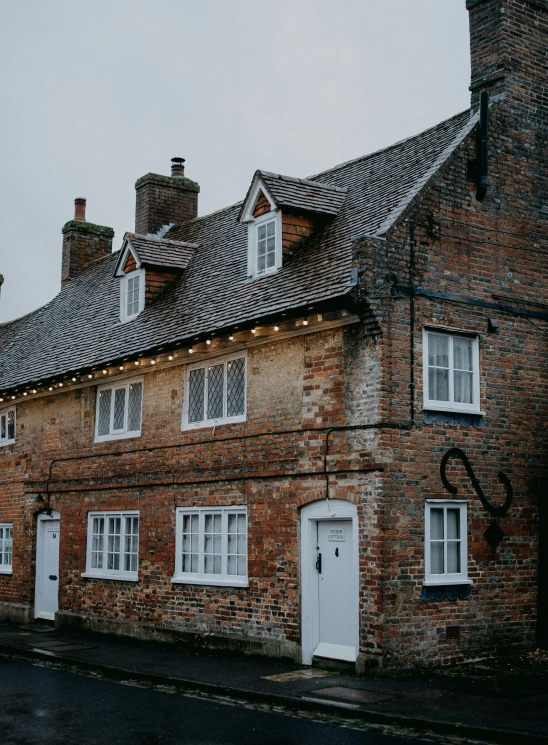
[243,171,348,217]
[119,233,198,273]
[0,109,476,393]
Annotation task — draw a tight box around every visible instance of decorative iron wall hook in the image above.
[440,447,513,517]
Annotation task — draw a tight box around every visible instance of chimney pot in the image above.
[171,157,185,178]
[74,197,86,221]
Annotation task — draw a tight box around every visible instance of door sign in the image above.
[327,527,346,542]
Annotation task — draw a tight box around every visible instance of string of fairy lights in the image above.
[0,312,323,404]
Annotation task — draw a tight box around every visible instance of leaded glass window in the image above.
[95,380,143,441]
[184,355,246,428]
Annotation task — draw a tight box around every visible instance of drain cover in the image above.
[262,669,334,682]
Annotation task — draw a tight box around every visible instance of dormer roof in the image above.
[239,170,348,222]
[114,232,198,277]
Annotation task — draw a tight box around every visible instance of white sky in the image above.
[0,0,470,324]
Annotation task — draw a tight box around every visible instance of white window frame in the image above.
[0,523,13,574]
[94,378,143,443]
[0,406,16,447]
[182,352,247,431]
[248,210,282,278]
[423,329,481,414]
[172,506,248,587]
[120,268,145,323]
[424,500,471,585]
[82,510,139,582]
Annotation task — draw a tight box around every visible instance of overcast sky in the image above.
[0,1,470,324]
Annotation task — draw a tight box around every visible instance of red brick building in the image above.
[0,0,546,669]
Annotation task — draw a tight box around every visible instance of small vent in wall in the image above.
[446,625,461,641]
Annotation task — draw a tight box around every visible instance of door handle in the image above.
[49,575,57,581]
[315,553,322,573]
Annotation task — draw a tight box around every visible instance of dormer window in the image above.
[239,170,347,281]
[121,269,145,323]
[114,233,197,323]
[254,213,280,276]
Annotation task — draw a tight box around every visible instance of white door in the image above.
[314,519,358,662]
[35,517,60,620]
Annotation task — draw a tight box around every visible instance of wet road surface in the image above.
[0,657,444,745]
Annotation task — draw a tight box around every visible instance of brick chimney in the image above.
[135,157,200,235]
[61,199,114,287]
[467,0,548,122]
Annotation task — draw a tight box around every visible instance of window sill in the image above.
[94,431,142,444]
[423,579,473,587]
[171,576,249,588]
[423,405,484,416]
[0,568,13,575]
[0,440,16,448]
[81,572,139,582]
[182,415,246,431]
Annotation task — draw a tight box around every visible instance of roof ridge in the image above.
[129,232,198,248]
[259,171,348,193]
[307,109,472,180]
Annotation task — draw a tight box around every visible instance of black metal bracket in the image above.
[440,447,513,517]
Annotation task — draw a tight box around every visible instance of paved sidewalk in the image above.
[0,621,547,744]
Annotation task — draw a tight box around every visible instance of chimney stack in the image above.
[74,197,86,221]
[135,157,199,235]
[467,0,548,122]
[61,199,114,287]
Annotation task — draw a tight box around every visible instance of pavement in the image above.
[0,621,547,744]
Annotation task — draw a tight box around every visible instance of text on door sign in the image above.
[328,528,346,542]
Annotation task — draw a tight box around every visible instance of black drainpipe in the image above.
[536,478,548,649]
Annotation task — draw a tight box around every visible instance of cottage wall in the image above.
[352,92,548,664]
[0,327,385,660]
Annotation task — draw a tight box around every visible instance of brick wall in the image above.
[0,327,386,661]
[135,174,199,235]
[61,221,114,287]
[252,191,271,217]
[350,75,548,663]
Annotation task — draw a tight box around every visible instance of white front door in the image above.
[314,519,358,662]
[35,514,60,620]
[300,500,359,665]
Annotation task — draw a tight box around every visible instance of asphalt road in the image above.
[0,657,436,745]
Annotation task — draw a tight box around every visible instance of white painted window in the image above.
[0,524,13,573]
[423,330,481,413]
[83,511,139,581]
[172,506,248,587]
[120,269,145,323]
[424,500,470,585]
[251,212,282,277]
[94,379,143,442]
[0,407,16,446]
[182,353,246,430]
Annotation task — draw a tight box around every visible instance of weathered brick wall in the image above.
[0,326,385,659]
[135,174,199,235]
[351,80,548,664]
[468,0,548,125]
[61,221,114,287]
[252,191,271,217]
